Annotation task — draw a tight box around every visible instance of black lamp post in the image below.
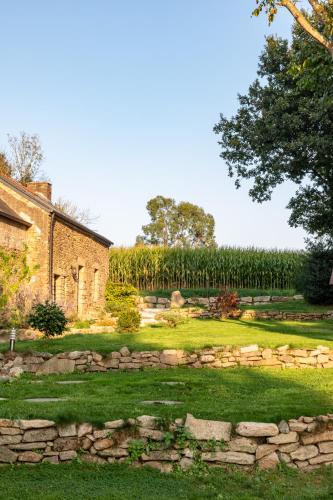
[9,327,16,352]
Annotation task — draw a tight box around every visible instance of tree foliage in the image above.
[28,300,68,337]
[54,197,98,227]
[0,152,12,177]
[138,196,216,248]
[253,1,333,56]
[7,132,45,185]
[0,247,31,308]
[297,242,333,304]
[214,22,333,244]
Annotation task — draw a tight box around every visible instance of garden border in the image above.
[1,344,333,378]
[1,413,333,473]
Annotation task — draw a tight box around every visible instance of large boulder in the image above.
[171,291,186,308]
[185,414,231,442]
[19,419,55,430]
[0,446,18,463]
[236,422,279,437]
[36,357,75,375]
[202,451,255,465]
[23,428,58,443]
[160,349,187,366]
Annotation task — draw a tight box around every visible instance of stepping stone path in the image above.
[24,398,68,403]
[161,382,186,386]
[140,308,170,326]
[0,397,8,401]
[141,400,183,406]
[56,380,86,385]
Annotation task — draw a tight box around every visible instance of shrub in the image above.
[72,320,93,329]
[117,308,141,333]
[28,300,68,337]
[209,288,239,319]
[155,310,189,328]
[105,281,138,314]
[297,245,333,305]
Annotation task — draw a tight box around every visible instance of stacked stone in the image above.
[241,310,333,321]
[139,294,305,309]
[1,344,333,379]
[1,414,333,472]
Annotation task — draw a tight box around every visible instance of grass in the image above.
[241,300,333,313]
[139,288,297,299]
[1,367,333,425]
[1,462,333,500]
[2,318,333,355]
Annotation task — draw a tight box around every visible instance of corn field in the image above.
[109,247,304,291]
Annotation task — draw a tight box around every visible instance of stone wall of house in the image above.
[0,183,51,301]
[1,344,333,378]
[1,413,333,472]
[52,219,109,318]
[0,216,27,251]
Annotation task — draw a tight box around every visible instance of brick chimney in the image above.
[27,182,52,202]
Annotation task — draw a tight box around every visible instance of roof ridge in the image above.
[0,174,112,247]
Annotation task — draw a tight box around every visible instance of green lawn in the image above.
[1,462,333,500]
[2,318,333,354]
[242,300,333,313]
[1,367,333,425]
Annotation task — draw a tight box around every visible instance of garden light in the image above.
[9,327,16,352]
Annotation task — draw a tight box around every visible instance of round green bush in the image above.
[155,310,189,328]
[117,308,141,333]
[28,300,68,337]
[105,281,138,314]
[297,246,333,305]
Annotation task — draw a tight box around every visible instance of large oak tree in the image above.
[253,1,333,56]
[214,22,333,244]
[137,195,216,248]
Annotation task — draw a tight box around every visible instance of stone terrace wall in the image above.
[1,344,333,378]
[1,413,333,473]
[140,294,304,310]
[240,310,333,321]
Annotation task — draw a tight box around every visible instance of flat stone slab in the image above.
[185,413,232,442]
[140,400,183,406]
[0,377,11,383]
[56,381,86,385]
[24,398,68,403]
[161,382,186,386]
[0,398,8,401]
[36,358,75,375]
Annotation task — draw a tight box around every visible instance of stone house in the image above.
[0,174,112,318]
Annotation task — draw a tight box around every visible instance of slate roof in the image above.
[0,174,112,247]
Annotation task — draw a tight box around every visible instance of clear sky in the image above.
[0,0,306,249]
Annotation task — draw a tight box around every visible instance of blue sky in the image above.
[0,1,305,248]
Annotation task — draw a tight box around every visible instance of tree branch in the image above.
[308,0,330,22]
[279,0,333,54]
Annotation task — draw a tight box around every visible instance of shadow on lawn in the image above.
[232,319,333,345]
[201,366,333,422]
[1,366,333,424]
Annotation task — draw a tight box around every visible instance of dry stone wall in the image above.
[1,344,333,378]
[140,294,305,310]
[1,413,333,473]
